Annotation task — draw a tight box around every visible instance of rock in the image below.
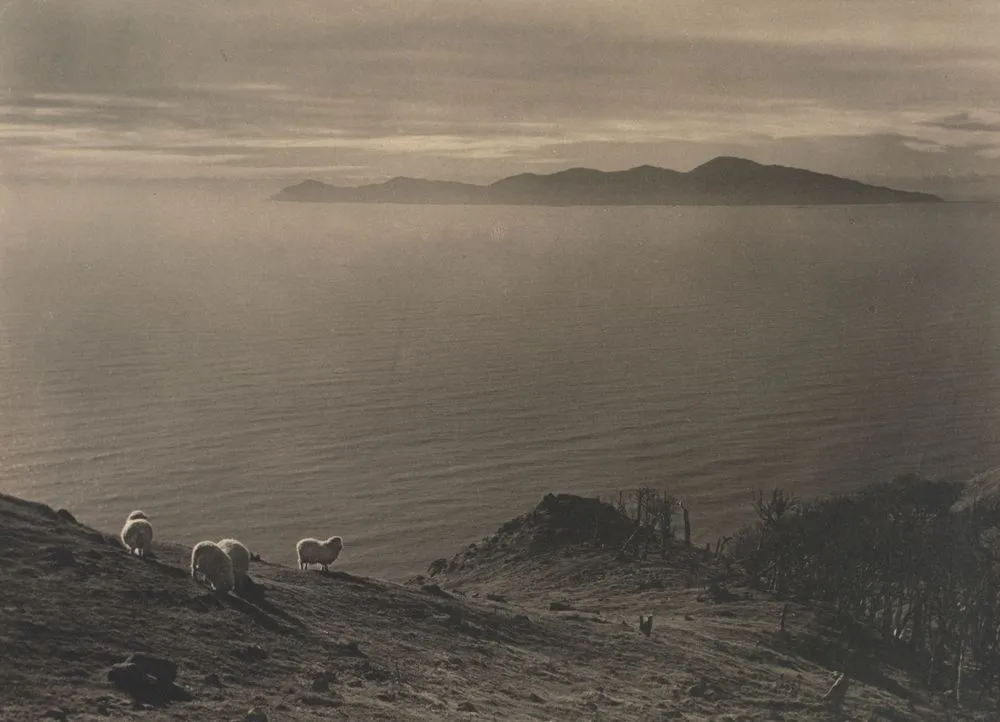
[362,661,393,682]
[421,583,453,599]
[48,547,76,566]
[486,593,508,603]
[311,677,330,693]
[235,644,268,661]
[549,601,574,611]
[428,558,448,576]
[107,654,190,704]
[245,707,268,722]
[83,530,111,546]
[56,508,78,524]
[458,700,478,712]
[687,681,708,697]
[125,653,177,685]
[301,693,344,707]
[312,670,337,688]
[42,709,67,721]
[528,692,545,703]
[203,672,222,687]
[337,639,364,657]
[108,662,158,698]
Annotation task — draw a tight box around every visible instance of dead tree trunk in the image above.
[619,529,639,558]
[821,673,849,712]
[955,639,965,706]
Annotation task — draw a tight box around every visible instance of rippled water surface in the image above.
[2,184,998,578]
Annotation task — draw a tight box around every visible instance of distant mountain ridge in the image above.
[271,156,943,206]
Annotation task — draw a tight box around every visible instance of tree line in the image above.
[728,474,1000,704]
[610,475,1000,705]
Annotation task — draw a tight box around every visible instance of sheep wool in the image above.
[217,538,251,581]
[120,518,154,558]
[190,541,235,597]
[296,536,344,571]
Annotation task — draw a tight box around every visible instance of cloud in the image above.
[1,1,999,190]
[921,112,1000,133]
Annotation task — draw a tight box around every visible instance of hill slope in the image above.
[271,158,943,206]
[0,492,985,721]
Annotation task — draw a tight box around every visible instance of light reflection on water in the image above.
[1,185,998,579]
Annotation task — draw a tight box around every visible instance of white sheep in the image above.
[120,518,154,558]
[217,538,251,589]
[126,510,148,521]
[296,536,344,571]
[190,541,235,597]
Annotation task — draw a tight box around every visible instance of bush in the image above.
[730,474,1000,696]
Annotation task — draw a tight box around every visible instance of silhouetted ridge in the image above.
[272,157,943,206]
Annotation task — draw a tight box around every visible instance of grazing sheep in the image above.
[127,510,148,521]
[217,538,251,590]
[120,518,154,558]
[296,536,344,571]
[190,541,234,597]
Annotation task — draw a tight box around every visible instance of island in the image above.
[271,156,943,206]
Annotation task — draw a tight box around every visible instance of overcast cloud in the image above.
[1,0,998,197]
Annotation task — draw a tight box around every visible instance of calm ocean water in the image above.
[1,183,998,579]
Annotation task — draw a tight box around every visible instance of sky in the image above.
[2,0,999,199]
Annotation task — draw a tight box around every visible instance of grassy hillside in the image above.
[0,488,993,721]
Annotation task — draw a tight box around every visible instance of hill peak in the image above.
[689,156,767,175]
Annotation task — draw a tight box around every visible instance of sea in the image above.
[1,182,998,580]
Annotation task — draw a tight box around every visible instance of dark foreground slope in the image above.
[272,157,943,206]
[0,492,988,721]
